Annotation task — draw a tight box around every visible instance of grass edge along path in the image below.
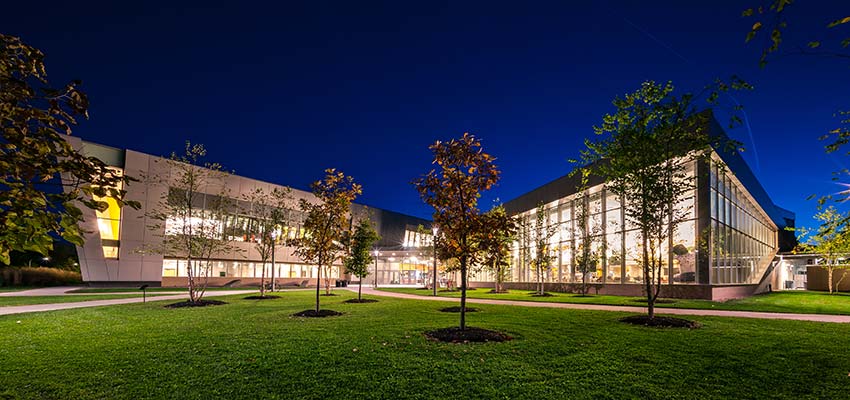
[377,287,850,316]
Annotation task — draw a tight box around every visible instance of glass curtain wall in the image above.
[163,259,334,280]
[709,161,777,284]
[509,160,699,285]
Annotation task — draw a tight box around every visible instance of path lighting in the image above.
[373,250,379,288]
[432,226,438,296]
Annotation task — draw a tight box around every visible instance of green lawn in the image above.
[0,294,175,307]
[379,287,850,315]
[1,290,849,399]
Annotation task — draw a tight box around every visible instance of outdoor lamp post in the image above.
[373,250,379,288]
[270,229,278,292]
[432,226,438,296]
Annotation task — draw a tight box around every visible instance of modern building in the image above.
[65,137,433,287]
[65,114,796,298]
[468,115,796,300]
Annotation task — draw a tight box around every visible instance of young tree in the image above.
[530,203,558,296]
[294,169,361,313]
[0,33,138,264]
[573,169,603,296]
[344,218,381,301]
[580,81,733,319]
[242,187,292,298]
[479,204,517,293]
[141,142,238,304]
[413,133,499,331]
[796,206,850,294]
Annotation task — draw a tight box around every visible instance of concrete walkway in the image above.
[352,287,850,324]
[0,286,174,297]
[0,290,255,316]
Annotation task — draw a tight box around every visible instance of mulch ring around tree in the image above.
[320,293,339,297]
[292,309,343,318]
[530,292,555,297]
[424,327,512,343]
[439,306,479,313]
[619,315,701,329]
[488,290,510,294]
[164,299,227,308]
[243,295,281,300]
[629,298,677,304]
[343,299,379,304]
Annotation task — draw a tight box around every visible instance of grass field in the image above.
[378,287,850,315]
[0,294,171,307]
[1,290,849,399]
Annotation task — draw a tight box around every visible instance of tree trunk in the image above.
[460,256,468,331]
[358,278,363,301]
[315,262,321,312]
[829,266,834,294]
[260,260,266,298]
[187,256,195,303]
[643,236,654,319]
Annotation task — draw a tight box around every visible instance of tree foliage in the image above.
[530,203,558,295]
[294,168,361,312]
[743,2,850,176]
[479,204,517,293]
[580,81,735,318]
[0,33,138,264]
[140,142,238,303]
[743,1,850,67]
[573,169,603,296]
[242,187,293,297]
[413,133,500,330]
[795,206,850,294]
[344,218,380,300]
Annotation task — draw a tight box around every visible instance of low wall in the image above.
[161,277,314,288]
[85,281,162,288]
[806,266,850,292]
[469,281,759,300]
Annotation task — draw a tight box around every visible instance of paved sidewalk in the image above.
[0,290,253,316]
[352,287,850,324]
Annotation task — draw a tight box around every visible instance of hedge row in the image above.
[0,267,82,286]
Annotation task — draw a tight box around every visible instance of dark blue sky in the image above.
[3,0,848,227]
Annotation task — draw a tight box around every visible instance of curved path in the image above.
[351,287,850,324]
[0,289,255,316]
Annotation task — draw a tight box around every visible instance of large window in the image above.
[93,167,124,259]
[709,162,777,284]
[509,160,701,285]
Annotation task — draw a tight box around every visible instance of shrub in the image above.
[0,267,82,287]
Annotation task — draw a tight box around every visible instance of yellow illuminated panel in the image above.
[93,167,124,258]
[102,246,119,259]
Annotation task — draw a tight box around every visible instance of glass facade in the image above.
[708,161,777,284]
[501,157,777,286]
[163,259,338,280]
[363,248,436,285]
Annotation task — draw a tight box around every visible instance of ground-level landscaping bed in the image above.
[1,290,848,399]
[379,287,850,315]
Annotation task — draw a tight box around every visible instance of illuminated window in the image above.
[102,246,119,259]
[92,167,124,259]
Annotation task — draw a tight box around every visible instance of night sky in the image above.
[3,1,848,227]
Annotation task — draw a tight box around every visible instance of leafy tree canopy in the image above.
[1,33,138,265]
